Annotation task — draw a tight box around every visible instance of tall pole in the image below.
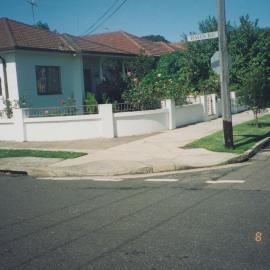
[217,0,234,148]
[27,0,37,24]
[31,3,35,24]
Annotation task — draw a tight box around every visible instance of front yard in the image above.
[185,114,270,154]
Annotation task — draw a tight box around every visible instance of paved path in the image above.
[0,134,155,152]
[0,111,261,176]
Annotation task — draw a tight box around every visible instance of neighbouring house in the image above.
[0,18,181,109]
[170,42,186,51]
[83,31,178,56]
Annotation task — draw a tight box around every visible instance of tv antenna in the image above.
[27,0,38,24]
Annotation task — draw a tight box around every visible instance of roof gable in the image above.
[0,18,15,50]
[0,18,71,52]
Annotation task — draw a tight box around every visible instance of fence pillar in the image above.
[98,104,115,138]
[162,99,176,130]
[0,97,4,110]
[200,95,209,121]
[13,108,26,142]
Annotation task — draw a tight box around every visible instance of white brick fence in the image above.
[0,93,245,142]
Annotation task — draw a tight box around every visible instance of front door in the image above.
[83,68,92,95]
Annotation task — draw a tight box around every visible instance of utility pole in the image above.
[27,0,38,24]
[217,0,234,148]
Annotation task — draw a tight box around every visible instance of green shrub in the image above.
[85,93,98,113]
[3,99,13,118]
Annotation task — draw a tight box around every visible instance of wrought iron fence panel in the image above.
[23,105,99,118]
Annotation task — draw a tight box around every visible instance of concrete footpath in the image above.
[0,111,263,177]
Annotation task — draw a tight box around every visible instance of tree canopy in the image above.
[35,21,50,30]
[142,35,169,43]
[232,17,270,121]
[122,15,270,112]
[35,20,58,33]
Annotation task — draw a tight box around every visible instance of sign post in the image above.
[217,0,234,148]
[211,51,221,75]
[186,1,234,149]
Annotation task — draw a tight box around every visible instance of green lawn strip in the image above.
[0,149,87,159]
[184,114,270,154]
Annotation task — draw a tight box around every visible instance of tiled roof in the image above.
[63,34,130,55]
[125,33,176,55]
[0,18,133,55]
[171,42,186,50]
[84,31,182,56]
[83,32,141,55]
[0,18,182,56]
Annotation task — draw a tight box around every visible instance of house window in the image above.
[36,66,61,95]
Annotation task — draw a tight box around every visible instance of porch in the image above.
[82,55,127,103]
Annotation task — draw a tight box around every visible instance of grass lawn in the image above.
[0,149,87,159]
[184,114,270,154]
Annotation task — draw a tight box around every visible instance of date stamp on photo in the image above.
[255,232,263,243]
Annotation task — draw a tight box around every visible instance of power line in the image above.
[81,0,128,36]
[87,0,128,35]
[80,0,120,36]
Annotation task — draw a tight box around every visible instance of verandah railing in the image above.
[113,101,162,113]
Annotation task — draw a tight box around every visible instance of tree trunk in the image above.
[253,109,259,128]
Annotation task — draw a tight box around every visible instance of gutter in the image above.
[0,47,135,58]
[0,56,9,99]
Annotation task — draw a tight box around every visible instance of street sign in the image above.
[211,51,220,75]
[211,51,232,75]
[187,31,218,42]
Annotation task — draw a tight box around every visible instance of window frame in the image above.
[35,65,62,96]
[0,77,2,96]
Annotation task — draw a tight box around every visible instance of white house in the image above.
[0,18,179,109]
[0,18,137,109]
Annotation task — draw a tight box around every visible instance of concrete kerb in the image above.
[225,136,270,164]
[20,163,154,178]
[0,169,28,175]
[154,135,270,173]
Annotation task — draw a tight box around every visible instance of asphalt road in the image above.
[0,146,270,270]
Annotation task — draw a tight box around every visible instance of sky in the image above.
[1,0,270,42]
